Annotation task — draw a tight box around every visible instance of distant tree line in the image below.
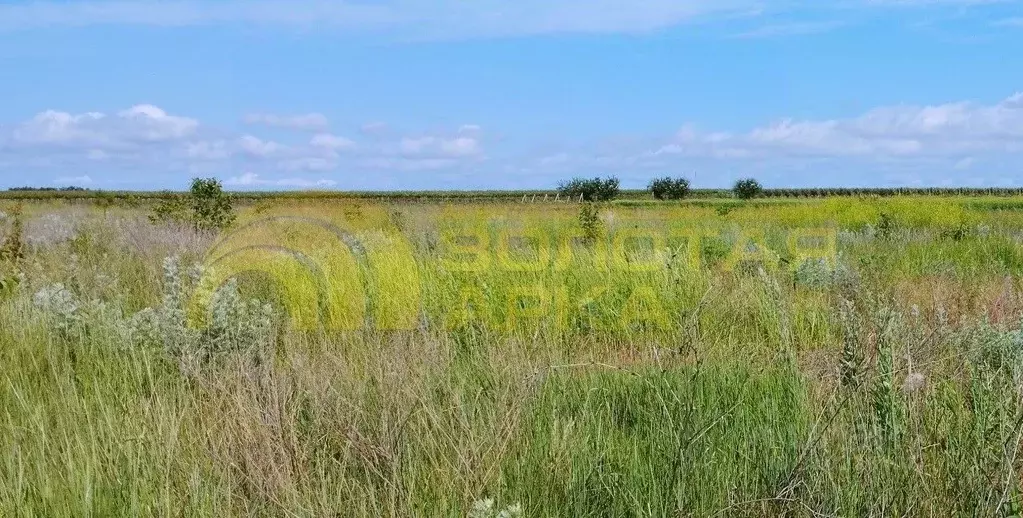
[554,176,1023,201]
[557,176,764,201]
[8,186,90,192]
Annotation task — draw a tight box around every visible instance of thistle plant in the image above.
[838,298,864,389]
[126,256,276,375]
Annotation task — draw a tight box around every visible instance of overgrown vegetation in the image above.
[149,177,236,232]
[648,176,691,200]
[556,176,621,201]
[733,177,764,200]
[6,196,1023,515]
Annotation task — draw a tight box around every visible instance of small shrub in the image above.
[942,220,974,241]
[648,176,691,200]
[876,212,898,241]
[122,193,142,209]
[129,256,275,376]
[149,193,191,226]
[558,176,620,202]
[701,235,731,266]
[578,202,603,243]
[0,204,25,263]
[733,178,763,200]
[93,191,117,216]
[190,177,236,232]
[148,178,236,232]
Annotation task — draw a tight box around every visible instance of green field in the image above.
[5,195,1023,515]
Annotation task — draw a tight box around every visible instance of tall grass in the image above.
[3,198,1023,515]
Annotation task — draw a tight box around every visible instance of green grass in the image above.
[4,197,1023,515]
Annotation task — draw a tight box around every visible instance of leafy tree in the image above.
[190,177,236,232]
[557,176,620,202]
[648,176,691,200]
[733,178,763,200]
[148,178,236,232]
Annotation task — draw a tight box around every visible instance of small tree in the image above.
[557,176,620,202]
[190,177,236,232]
[648,177,691,200]
[733,178,763,200]
[151,179,236,231]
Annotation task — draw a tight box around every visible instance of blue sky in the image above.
[1,0,1022,190]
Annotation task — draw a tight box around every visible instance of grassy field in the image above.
[4,196,1023,516]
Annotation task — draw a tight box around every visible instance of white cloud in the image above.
[310,133,356,151]
[993,17,1023,27]
[654,92,1023,159]
[9,104,197,149]
[399,135,481,157]
[0,0,754,36]
[730,21,844,39]
[237,135,283,157]
[279,157,340,172]
[244,113,330,131]
[0,106,491,187]
[225,172,338,189]
[15,94,1023,189]
[117,104,198,141]
[360,122,390,136]
[54,175,93,185]
[186,140,232,160]
[0,0,1006,38]
[954,157,975,170]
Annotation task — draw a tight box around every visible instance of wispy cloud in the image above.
[0,0,753,36]
[0,104,488,187]
[224,172,337,189]
[0,0,1012,36]
[244,113,330,131]
[992,17,1023,27]
[730,20,845,38]
[651,92,1023,159]
[54,175,94,185]
[5,94,1023,189]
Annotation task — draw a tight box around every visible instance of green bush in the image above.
[148,178,236,232]
[0,204,25,263]
[558,177,620,202]
[190,178,236,232]
[648,177,691,200]
[733,178,763,200]
[577,202,603,243]
[149,192,191,226]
